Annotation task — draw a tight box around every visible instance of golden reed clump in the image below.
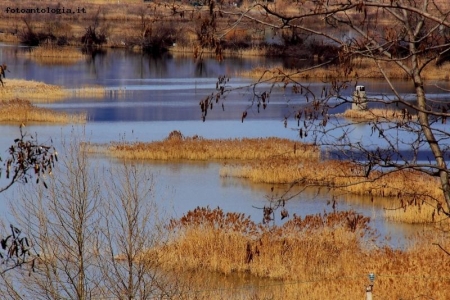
[0,98,86,123]
[0,79,68,102]
[238,56,450,81]
[148,206,450,300]
[100,132,320,162]
[24,45,85,66]
[340,107,418,122]
[221,159,443,224]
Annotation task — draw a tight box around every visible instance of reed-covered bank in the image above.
[237,56,450,81]
[340,108,418,122]
[94,132,320,162]
[24,45,86,66]
[90,132,443,224]
[0,78,112,102]
[147,207,450,299]
[0,79,68,101]
[0,98,86,123]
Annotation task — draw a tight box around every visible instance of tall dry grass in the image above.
[238,57,450,81]
[0,98,86,123]
[0,78,114,102]
[148,206,450,299]
[170,45,272,58]
[25,45,85,66]
[221,158,443,223]
[97,132,320,162]
[340,107,418,122]
[0,79,68,102]
[93,132,443,223]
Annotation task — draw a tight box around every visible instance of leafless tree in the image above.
[99,162,174,300]
[5,136,102,300]
[202,1,450,217]
[1,134,188,299]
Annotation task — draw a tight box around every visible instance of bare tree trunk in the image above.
[99,163,172,300]
[7,136,102,299]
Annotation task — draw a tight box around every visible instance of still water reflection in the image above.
[0,44,444,247]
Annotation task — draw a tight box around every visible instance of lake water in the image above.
[0,44,447,247]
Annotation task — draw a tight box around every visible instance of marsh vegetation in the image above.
[0,99,87,123]
[1,0,450,298]
[92,132,444,224]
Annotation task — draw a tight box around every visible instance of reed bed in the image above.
[384,203,442,224]
[97,132,320,162]
[0,79,68,102]
[238,57,450,81]
[25,46,85,66]
[220,159,443,223]
[27,46,84,58]
[221,47,272,57]
[148,207,450,299]
[94,132,443,223]
[169,45,272,58]
[0,98,86,124]
[340,108,418,122]
[0,79,112,101]
[0,33,19,43]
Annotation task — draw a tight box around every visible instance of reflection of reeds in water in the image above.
[0,79,68,102]
[69,86,126,98]
[0,99,86,124]
[25,46,85,66]
[148,206,450,299]
[221,159,442,223]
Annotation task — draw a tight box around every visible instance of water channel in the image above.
[1,44,449,248]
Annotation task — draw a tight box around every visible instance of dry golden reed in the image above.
[95,131,320,162]
[239,57,450,81]
[340,107,418,122]
[0,78,116,102]
[221,158,443,223]
[25,46,85,66]
[149,206,450,300]
[93,131,443,223]
[169,44,272,59]
[0,79,68,102]
[0,98,86,124]
[27,46,83,58]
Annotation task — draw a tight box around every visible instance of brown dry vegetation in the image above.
[0,78,114,102]
[0,0,200,49]
[96,133,320,162]
[91,132,444,224]
[237,56,450,81]
[0,1,448,80]
[24,45,86,66]
[0,98,86,123]
[340,107,418,122]
[0,79,68,101]
[220,159,444,223]
[148,206,450,299]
